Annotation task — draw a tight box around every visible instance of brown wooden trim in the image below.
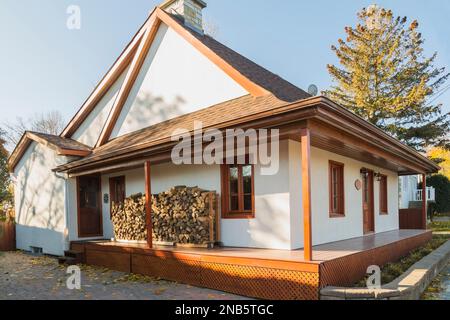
[220,163,255,219]
[145,161,153,248]
[328,160,345,218]
[109,176,126,218]
[379,174,388,215]
[60,10,154,138]
[301,128,313,261]
[314,100,439,172]
[422,174,427,230]
[57,149,92,157]
[96,17,161,147]
[155,8,269,97]
[76,175,104,238]
[309,119,428,175]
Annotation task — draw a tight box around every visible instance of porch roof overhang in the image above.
[53,95,440,177]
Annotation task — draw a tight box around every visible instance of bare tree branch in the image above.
[2,111,65,151]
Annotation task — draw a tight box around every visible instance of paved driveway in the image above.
[0,251,247,300]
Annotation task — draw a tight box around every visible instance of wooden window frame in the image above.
[379,174,388,215]
[329,161,345,218]
[109,176,126,218]
[221,163,255,219]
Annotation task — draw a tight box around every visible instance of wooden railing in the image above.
[415,187,436,202]
[399,209,424,230]
[0,221,16,251]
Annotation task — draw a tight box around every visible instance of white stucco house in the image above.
[8,0,438,261]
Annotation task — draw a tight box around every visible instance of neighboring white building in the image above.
[8,0,439,257]
[400,175,436,210]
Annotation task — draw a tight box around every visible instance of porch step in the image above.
[64,250,84,259]
[58,250,85,265]
[57,256,77,266]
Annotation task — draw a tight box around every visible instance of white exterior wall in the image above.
[221,140,293,250]
[13,140,401,254]
[96,141,294,250]
[306,147,399,246]
[110,23,248,139]
[83,140,400,250]
[13,143,68,255]
[71,66,130,147]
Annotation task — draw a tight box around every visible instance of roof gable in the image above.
[60,7,309,148]
[108,22,249,139]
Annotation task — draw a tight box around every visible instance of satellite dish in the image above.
[308,84,318,96]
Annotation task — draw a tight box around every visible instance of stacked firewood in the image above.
[111,194,147,241]
[111,187,216,245]
[152,186,215,244]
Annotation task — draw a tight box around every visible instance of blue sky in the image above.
[1,0,449,126]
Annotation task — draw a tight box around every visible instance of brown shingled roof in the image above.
[57,94,287,170]
[8,131,91,172]
[172,15,310,102]
[29,132,92,152]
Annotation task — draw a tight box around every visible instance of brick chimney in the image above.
[160,0,207,34]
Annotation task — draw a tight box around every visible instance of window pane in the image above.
[244,194,252,211]
[242,165,252,194]
[229,166,239,194]
[230,195,239,211]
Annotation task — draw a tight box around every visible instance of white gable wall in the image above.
[13,143,68,255]
[110,23,248,139]
[71,65,130,147]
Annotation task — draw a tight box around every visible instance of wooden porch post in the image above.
[422,173,427,230]
[301,128,313,261]
[145,161,153,248]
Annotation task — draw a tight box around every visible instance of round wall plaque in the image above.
[355,179,362,191]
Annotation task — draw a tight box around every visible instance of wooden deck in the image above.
[72,229,432,300]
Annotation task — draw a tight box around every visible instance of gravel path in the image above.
[0,251,247,300]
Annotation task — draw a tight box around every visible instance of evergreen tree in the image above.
[325,5,450,151]
[0,128,10,202]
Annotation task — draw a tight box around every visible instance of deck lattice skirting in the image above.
[319,230,432,287]
[71,230,432,300]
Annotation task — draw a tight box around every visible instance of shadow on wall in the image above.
[15,145,64,237]
[116,92,186,136]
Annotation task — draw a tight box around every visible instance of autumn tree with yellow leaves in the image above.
[325,5,450,152]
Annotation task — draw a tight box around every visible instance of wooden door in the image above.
[362,170,375,234]
[77,176,103,238]
[109,176,126,214]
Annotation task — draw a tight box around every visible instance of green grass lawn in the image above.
[428,221,450,232]
[356,234,450,286]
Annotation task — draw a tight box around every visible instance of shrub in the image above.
[427,174,450,214]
